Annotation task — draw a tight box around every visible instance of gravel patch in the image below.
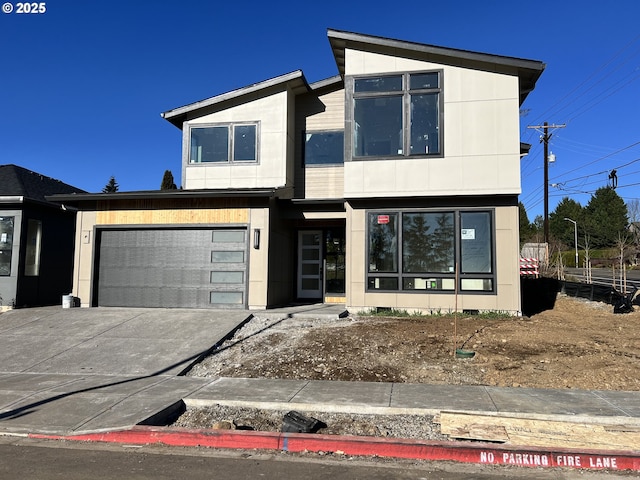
[172,404,449,441]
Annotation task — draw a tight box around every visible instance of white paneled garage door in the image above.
[96,228,247,308]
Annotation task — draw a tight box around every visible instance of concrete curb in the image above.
[30,426,640,472]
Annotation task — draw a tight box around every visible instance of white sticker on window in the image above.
[461,228,475,240]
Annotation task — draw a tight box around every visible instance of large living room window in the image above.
[351,71,441,159]
[189,123,258,164]
[367,210,494,293]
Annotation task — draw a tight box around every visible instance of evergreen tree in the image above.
[532,215,544,240]
[102,176,119,193]
[402,213,454,273]
[549,197,583,247]
[518,202,533,244]
[583,187,628,248]
[431,213,454,272]
[402,213,432,272]
[160,170,177,190]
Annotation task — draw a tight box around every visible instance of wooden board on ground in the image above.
[439,412,640,451]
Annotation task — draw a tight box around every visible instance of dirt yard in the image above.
[188,294,640,391]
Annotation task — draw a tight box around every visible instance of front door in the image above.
[297,230,322,299]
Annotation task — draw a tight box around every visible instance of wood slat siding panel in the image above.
[96,198,250,225]
[303,89,345,131]
[96,208,249,225]
[324,296,346,304]
[304,166,344,199]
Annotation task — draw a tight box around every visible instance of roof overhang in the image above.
[289,198,346,208]
[161,71,310,129]
[0,195,72,210]
[48,188,279,207]
[0,196,25,204]
[308,75,343,92]
[327,29,545,105]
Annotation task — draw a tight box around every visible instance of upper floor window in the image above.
[351,71,441,159]
[189,123,258,164]
[304,130,344,166]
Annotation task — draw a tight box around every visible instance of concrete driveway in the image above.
[0,306,251,434]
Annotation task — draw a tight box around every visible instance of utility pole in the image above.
[527,122,566,244]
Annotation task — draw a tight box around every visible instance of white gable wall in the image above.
[182,90,289,190]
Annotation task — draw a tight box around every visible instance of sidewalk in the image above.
[1,305,639,471]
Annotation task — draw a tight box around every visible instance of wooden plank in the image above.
[440,411,640,451]
[97,207,249,225]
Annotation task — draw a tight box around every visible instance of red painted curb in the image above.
[30,427,640,472]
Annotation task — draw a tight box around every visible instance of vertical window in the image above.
[368,213,398,273]
[24,219,42,276]
[351,71,441,159]
[189,123,258,164]
[0,216,14,276]
[324,228,345,294]
[354,96,403,157]
[461,212,492,274]
[410,93,439,155]
[233,124,257,161]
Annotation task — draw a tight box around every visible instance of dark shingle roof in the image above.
[0,164,86,202]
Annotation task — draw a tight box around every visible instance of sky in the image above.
[2,0,639,220]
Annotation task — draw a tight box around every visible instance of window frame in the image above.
[188,122,259,165]
[346,70,443,161]
[365,208,495,294]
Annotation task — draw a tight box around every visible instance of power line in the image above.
[521,154,640,216]
[565,70,640,123]
[552,134,622,155]
[530,33,640,125]
[551,141,640,181]
[550,161,638,188]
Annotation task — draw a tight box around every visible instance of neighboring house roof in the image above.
[0,164,86,204]
[327,28,545,105]
[161,70,310,129]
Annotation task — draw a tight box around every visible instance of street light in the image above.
[564,217,578,268]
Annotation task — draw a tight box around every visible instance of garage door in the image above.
[96,228,247,308]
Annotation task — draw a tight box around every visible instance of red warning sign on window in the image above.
[377,215,390,224]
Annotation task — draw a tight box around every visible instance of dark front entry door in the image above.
[297,228,345,300]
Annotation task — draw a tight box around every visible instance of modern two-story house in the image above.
[53,29,545,314]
